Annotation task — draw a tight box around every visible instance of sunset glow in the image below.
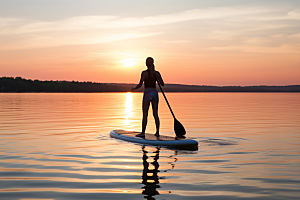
[123,59,136,67]
[0,1,299,85]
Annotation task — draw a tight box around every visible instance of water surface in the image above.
[0,93,299,200]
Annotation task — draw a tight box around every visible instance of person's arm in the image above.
[131,71,146,91]
[155,71,164,86]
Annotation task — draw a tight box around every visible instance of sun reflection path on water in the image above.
[124,92,133,127]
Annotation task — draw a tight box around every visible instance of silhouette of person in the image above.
[131,57,164,137]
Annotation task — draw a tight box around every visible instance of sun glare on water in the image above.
[123,58,136,67]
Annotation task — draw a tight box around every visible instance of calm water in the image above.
[0,93,299,200]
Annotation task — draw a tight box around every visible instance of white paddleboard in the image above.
[110,130,198,150]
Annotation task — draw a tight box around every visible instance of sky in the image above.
[0,0,299,86]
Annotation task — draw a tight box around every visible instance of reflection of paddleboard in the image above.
[110,130,198,150]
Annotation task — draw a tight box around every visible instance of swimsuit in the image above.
[143,89,159,102]
[143,70,159,102]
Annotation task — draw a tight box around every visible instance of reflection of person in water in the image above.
[141,146,161,199]
[141,146,180,199]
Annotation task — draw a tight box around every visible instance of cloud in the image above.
[288,33,300,38]
[208,44,300,54]
[163,40,190,43]
[210,30,241,41]
[244,37,268,45]
[287,9,300,20]
[0,31,161,51]
[0,6,271,35]
[0,5,299,50]
[244,8,300,21]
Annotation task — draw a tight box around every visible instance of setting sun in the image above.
[123,58,136,67]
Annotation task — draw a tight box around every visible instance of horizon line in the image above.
[1,76,299,87]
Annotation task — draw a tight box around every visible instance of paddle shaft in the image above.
[156,80,176,119]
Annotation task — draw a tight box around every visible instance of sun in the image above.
[122,58,136,67]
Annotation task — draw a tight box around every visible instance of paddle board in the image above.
[110,130,198,150]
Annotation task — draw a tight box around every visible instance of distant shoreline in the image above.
[1,77,299,93]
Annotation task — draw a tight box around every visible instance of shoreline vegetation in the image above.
[1,77,299,93]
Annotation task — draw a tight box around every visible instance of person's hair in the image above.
[146,57,155,78]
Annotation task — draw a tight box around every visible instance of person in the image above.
[131,57,164,137]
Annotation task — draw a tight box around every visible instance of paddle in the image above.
[156,79,186,138]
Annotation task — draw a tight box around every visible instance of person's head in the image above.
[146,57,155,78]
[146,57,154,68]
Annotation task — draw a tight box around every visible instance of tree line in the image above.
[1,76,299,92]
[0,77,130,92]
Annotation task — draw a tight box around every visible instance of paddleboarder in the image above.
[131,57,164,137]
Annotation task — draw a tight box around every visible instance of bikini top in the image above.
[144,70,156,88]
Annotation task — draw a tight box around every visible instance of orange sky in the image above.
[0,1,300,86]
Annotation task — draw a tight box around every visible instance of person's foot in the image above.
[136,133,145,138]
[154,132,160,137]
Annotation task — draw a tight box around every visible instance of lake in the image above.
[0,93,299,200]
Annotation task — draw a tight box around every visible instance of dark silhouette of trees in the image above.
[0,77,130,92]
[0,76,299,92]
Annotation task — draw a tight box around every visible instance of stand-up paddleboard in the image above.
[110,130,198,150]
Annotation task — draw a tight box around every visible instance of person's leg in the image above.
[151,100,160,136]
[141,101,150,134]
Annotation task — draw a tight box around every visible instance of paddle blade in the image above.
[174,118,186,138]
